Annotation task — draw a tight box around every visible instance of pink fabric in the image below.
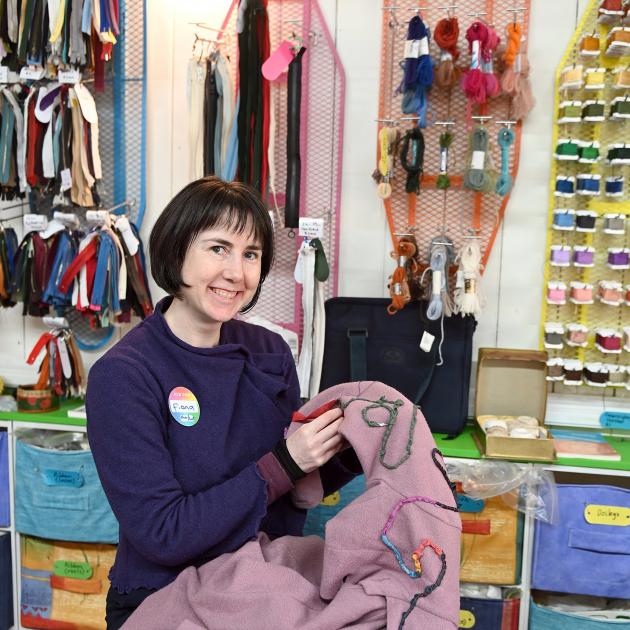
[123,381,461,630]
[256,452,294,504]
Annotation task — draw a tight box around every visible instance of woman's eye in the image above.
[244,251,260,261]
[210,245,226,255]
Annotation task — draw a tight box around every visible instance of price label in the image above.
[42,316,69,328]
[53,211,79,227]
[298,217,324,239]
[584,504,630,526]
[23,214,48,233]
[19,65,45,81]
[53,560,93,580]
[58,68,81,84]
[86,210,109,225]
[600,411,630,430]
[60,168,72,192]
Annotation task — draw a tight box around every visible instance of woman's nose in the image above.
[222,254,244,281]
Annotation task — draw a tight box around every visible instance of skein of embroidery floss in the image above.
[400,127,425,194]
[455,240,484,318]
[462,21,488,108]
[464,126,494,192]
[374,126,398,199]
[500,21,522,96]
[436,131,454,190]
[496,126,515,196]
[512,52,535,120]
[433,15,460,88]
[481,25,501,97]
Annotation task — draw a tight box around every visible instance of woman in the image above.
[86,176,360,629]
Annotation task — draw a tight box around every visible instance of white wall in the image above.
[0,0,587,386]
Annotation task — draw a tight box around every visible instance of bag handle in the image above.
[568,528,630,555]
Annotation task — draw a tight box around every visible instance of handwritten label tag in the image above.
[60,168,72,191]
[53,560,93,580]
[86,210,109,225]
[23,214,48,233]
[584,504,630,526]
[58,68,81,84]
[43,316,69,328]
[459,610,476,628]
[600,411,630,430]
[20,65,45,81]
[43,469,84,488]
[298,217,324,239]
[53,211,79,228]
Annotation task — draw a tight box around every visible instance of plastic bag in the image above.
[16,429,89,451]
[446,459,557,524]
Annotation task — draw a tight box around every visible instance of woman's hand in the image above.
[285,408,345,474]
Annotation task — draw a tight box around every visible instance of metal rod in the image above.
[394,232,414,237]
[105,199,135,214]
[435,120,456,126]
[0,201,28,212]
[506,7,526,12]
[468,11,488,16]
[400,116,421,121]
[495,120,517,124]
[188,22,225,33]
[471,115,493,121]
[439,5,459,9]
[432,241,454,246]
[382,6,400,10]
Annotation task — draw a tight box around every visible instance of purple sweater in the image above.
[86,298,357,593]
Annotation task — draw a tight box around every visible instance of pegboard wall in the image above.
[541,0,630,399]
[218,0,344,335]
[376,0,531,270]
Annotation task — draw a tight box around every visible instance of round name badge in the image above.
[168,387,200,427]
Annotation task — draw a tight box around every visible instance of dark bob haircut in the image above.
[149,176,274,313]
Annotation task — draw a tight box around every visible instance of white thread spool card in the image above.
[20,66,45,81]
[60,168,72,191]
[298,217,324,239]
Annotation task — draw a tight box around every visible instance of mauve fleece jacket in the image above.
[86,297,358,594]
[123,381,462,630]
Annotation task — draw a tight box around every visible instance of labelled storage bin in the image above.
[20,535,115,630]
[0,431,8,527]
[532,484,630,598]
[15,434,118,543]
[460,494,519,585]
[530,601,630,629]
[459,596,519,629]
[0,532,13,630]
[303,475,366,537]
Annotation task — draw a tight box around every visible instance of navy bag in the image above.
[0,432,9,527]
[319,297,476,434]
[0,532,12,630]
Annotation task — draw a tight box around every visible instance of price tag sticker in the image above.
[86,210,109,225]
[19,65,45,81]
[23,214,48,233]
[298,217,324,239]
[419,330,435,353]
[584,504,630,526]
[58,68,81,84]
[60,168,72,192]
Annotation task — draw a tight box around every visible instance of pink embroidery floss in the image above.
[462,21,488,109]
[512,52,535,120]
[481,25,501,98]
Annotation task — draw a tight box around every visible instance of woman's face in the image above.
[178,217,263,326]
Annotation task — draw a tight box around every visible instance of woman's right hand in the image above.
[285,407,345,474]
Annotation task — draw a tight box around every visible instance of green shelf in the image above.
[0,399,86,427]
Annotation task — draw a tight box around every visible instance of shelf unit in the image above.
[1,408,629,629]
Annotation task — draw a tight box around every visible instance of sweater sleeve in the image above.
[86,356,271,568]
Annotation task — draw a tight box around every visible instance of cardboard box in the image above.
[474,348,555,462]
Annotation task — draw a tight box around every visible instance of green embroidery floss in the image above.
[339,396,417,470]
[436,131,454,190]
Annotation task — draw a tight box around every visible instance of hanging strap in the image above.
[347,328,368,382]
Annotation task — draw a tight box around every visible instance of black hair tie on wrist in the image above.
[272,439,306,483]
